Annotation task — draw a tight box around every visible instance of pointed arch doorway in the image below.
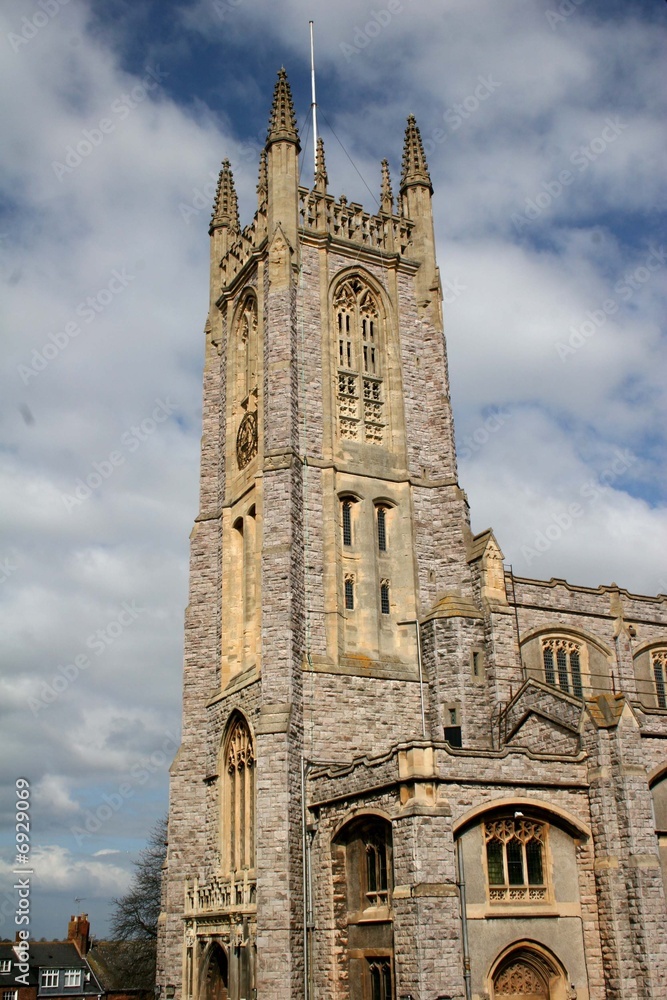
[202,942,229,1000]
[490,944,570,1000]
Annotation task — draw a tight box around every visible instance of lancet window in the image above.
[334,277,385,444]
[377,506,387,552]
[222,715,255,873]
[236,293,258,402]
[341,498,355,547]
[367,959,393,1000]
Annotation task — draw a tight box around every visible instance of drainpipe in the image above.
[301,756,314,1000]
[456,838,472,1000]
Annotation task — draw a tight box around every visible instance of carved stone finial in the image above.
[210,159,240,233]
[257,148,268,207]
[400,114,433,193]
[266,67,300,148]
[380,158,393,214]
[314,136,328,194]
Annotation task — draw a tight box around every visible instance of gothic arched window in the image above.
[235,293,258,404]
[222,715,255,874]
[484,818,547,902]
[334,276,385,445]
[652,649,667,709]
[367,958,393,1000]
[340,496,358,547]
[542,637,583,698]
[376,506,387,552]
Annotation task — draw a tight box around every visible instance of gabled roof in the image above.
[467,527,504,563]
[0,941,100,992]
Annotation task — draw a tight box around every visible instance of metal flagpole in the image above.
[309,20,317,171]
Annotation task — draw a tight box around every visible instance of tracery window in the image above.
[542,638,583,698]
[484,818,547,902]
[494,960,548,998]
[367,959,393,1000]
[334,276,385,444]
[653,650,667,709]
[222,715,255,873]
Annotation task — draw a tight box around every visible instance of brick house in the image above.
[0,915,154,1000]
[157,69,667,999]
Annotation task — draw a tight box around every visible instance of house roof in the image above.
[0,941,100,991]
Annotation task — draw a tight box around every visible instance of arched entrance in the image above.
[490,944,570,1000]
[202,942,229,1000]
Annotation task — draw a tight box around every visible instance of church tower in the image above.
[158,69,667,1000]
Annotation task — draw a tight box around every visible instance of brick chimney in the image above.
[67,913,90,956]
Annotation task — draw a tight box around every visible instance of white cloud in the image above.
[33,774,79,816]
[0,845,131,895]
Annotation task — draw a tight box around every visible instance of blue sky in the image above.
[1,0,666,940]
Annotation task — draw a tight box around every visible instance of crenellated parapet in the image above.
[299,187,413,254]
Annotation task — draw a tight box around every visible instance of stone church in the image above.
[157,69,667,1000]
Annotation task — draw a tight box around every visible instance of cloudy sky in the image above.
[1,0,665,939]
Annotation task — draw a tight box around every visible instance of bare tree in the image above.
[111,815,167,939]
[104,815,167,988]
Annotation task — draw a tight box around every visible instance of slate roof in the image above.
[0,940,100,992]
